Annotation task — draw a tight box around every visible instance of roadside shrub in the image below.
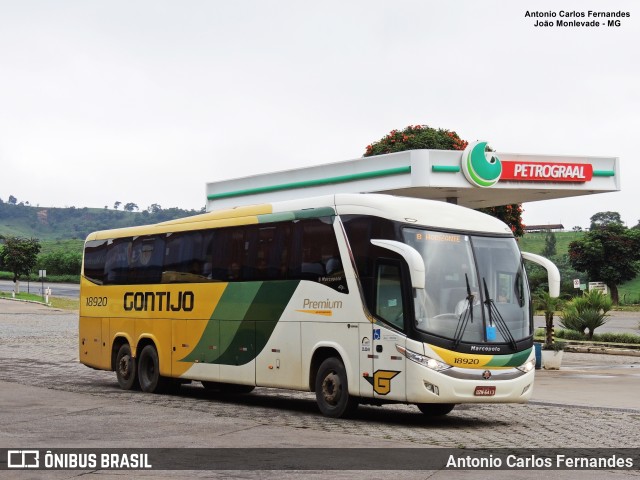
[37,251,82,276]
[593,332,640,344]
[560,290,612,339]
[554,329,586,341]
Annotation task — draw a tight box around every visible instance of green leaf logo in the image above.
[461,141,502,187]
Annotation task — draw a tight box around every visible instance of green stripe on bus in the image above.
[592,170,615,177]
[207,167,411,201]
[180,281,300,365]
[485,348,532,367]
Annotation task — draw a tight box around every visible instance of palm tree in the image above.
[534,291,564,347]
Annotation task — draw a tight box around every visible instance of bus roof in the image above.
[86,193,511,241]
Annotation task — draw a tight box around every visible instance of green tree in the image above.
[123,203,139,212]
[0,236,41,292]
[147,203,162,214]
[589,211,622,230]
[541,230,557,257]
[568,223,640,305]
[363,124,525,236]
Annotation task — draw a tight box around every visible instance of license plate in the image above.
[474,386,496,396]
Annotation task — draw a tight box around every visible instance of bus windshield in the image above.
[403,228,531,345]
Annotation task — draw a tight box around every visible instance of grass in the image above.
[518,230,584,255]
[0,291,45,302]
[49,297,80,310]
[0,291,79,310]
[619,276,640,305]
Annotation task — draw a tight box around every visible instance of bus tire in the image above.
[115,343,137,390]
[138,344,165,393]
[315,357,358,418]
[417,403,455,416]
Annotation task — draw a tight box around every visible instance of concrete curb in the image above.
[0,296,51,307]
[565,345,640,357]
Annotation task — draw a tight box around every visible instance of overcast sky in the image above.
[1,0,638,229]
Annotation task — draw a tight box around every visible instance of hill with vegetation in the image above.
[0,203,203,283]
[0,202,203,241]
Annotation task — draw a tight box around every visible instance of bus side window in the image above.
[375,262,405,331]
[129,236,164,284]
[83,240,108,285]
[290,217,347,293]
[104,239,132,284]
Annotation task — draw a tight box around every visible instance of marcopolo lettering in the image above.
[123,291,194,312]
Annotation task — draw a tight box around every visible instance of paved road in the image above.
[1,300,639,479]
[0,279,79,299]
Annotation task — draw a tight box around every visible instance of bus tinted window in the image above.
[163,231,213,283]
[290,218,347,293]
[82,215,346,292]
[129,236,164,284]
[104,238,132,284]
[83,240,108,285]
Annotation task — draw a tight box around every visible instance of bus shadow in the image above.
[168,383,497,429]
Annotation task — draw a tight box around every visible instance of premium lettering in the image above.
[303,298,343,309]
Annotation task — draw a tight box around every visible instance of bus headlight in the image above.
[516,357,536,373]
[396,345,451,372]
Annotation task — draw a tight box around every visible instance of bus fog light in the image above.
[521,383,532,396]
[424,381,439,396]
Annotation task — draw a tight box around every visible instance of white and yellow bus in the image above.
[79,193,559,418]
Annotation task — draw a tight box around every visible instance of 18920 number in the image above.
[85,296,108,307]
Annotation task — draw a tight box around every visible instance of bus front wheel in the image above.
[417,403,455,416]
[138,345,165,393]
[115,343,137,390]
[315,357,358,418]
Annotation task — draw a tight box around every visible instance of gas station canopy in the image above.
[206,144,620,211]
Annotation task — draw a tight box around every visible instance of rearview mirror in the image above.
[522,251,561,298]
[371,239,425,289]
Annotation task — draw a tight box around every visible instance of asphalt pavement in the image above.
[1,299,639,479]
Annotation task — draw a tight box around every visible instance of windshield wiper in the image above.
[453,274,474,348]
[482,278,517,350]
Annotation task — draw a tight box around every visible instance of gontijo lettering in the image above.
[123,291,194,312]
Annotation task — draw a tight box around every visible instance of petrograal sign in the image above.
[501,161,593,182]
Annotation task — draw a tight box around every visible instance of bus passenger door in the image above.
[371,261,407,402]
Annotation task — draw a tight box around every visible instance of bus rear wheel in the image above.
[115,343,137,390]
[417,403,455,416]
[315,357,358,418]
[138,344,166,393]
